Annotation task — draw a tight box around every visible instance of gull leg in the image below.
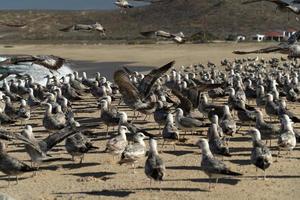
[80,155,84,164]
[161,140,166,149]
[16,176,19,185]
[263,170,267,180]
[106,126,109,137]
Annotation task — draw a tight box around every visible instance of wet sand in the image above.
[0,43,299,200]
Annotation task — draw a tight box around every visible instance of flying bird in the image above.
[140,30,186,44]
[242,0,300,15]
[59,22,106,35]
[0,55,66,71]
[233,31,300,58]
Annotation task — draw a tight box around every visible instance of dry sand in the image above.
[0,43,299,200]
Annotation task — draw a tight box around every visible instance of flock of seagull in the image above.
[0,0,299,197]
[0,54,299,191]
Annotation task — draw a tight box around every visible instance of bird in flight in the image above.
[233,31,300,58]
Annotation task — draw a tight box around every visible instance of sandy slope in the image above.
[0,43,299,200]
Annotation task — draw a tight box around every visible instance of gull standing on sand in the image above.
[196,139,242,190]
[105,126,129,157]
[145,138,166,186]
[162,113,180,149]
[208,124,231,158]
[65,132,98,163]
[0,141,36,185]
[21,124,79,168]
[118,132,146,171]
[278,115,297,157]
[175,108,206,135]
[247,128,272,180]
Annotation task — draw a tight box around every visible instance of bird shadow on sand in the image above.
[0,176,28,184]
[163,150,195,156]
[230,147,252,154]
[191,178,241,185]
[55,189,134,197]
[68,171,116,179]
[230,136,251,142]
[243,175,300,179]
[229,159,251,166]
[167,165,201,171]
[61,162,100,170]
[129,187,208,192]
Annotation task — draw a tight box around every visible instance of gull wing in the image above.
[242,0,290,6]
[233,46,283,54]
[114,70,141,101]
[287,31,300,45]
[171,89,193,114]
[59,25,75,32]
[33,55,65,70]
[0,21,27,28]
[138,60,175,98]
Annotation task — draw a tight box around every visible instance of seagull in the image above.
[140,30,185,44]
[145,138,166,186]
[233,31,300,59]
[162,113,180,148]
[0,141,36,185]
[247,128,273,180]
[0,55,66,72]
[21,124,80,168]
[242,0,300,15]
[118,132,146,171]
[208,124,231,158]
[59,22,105,35]
[105,126,129,157]
[65,132,98,163]
[220,105,237,137]
[196,139,242,190]
[278,115,297,157]
[42,103,66,132]
[114,61,174,111]
[114,0,134,10]
[175,108,206,135]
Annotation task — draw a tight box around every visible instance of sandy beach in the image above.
[0,43,299,200]
[0,43,283,77]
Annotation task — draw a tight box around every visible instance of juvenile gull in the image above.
[196,139,242,190]
[0,141,36,185]
[21,123,80,168]
[247,128,272,180]
[145,138,166,186]
[65,132,98,163]
[220,105,237,137]
[208,124,231,158]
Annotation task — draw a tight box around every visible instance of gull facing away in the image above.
[242,0,300,15]
[140,30,185,44]
[233,31,300,58]
[196,139,242,190]
[247,128,273,180]
[145,138,166,186]
[59,22,106,35]
[105,126,129,157]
